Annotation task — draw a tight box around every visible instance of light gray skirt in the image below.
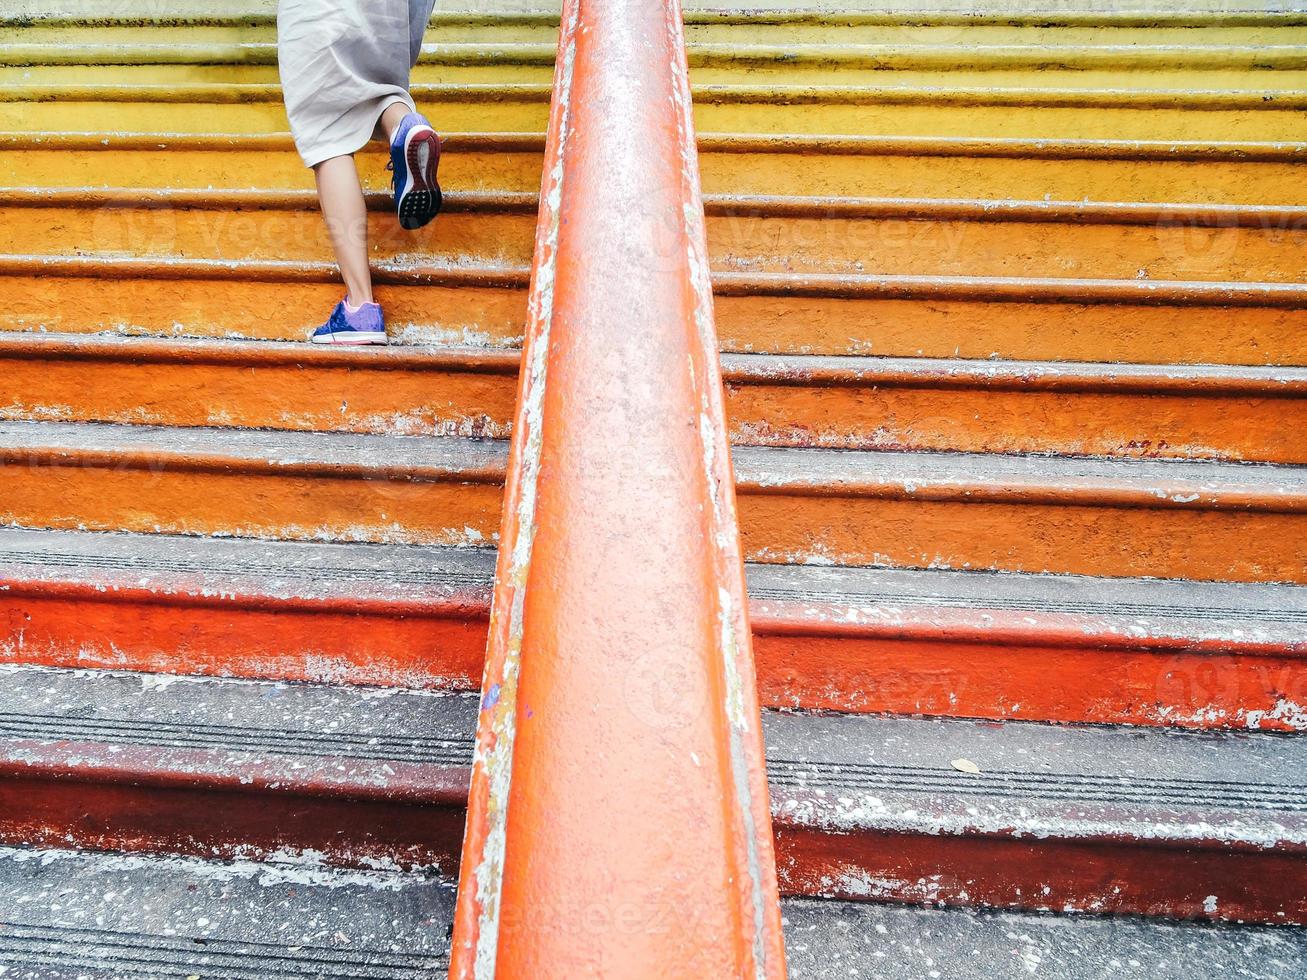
[277,0,437,168]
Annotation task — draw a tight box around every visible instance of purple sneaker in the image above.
[388,111,442,231]
[311,299,387,346]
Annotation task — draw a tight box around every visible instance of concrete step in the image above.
[721,352,1307,463]
[782,899,1307,980]
[0,527,495,688]
[3,421,1303,580]
[11,240,1305,365]
[749,562,1307,731]
[8,126,1305,211]
[733,444,1307,583]
[3,527,1303,729]
[4,845,1299,980]
[768,710,1307,923]
[2,664,1301,924]
[7,188,1303,287]
[0,665,475,868]
[7,334,1304,463]
[0,420,505,546]
[0,844,455,979]
[0,527,1298,728]
[0,332,520,438]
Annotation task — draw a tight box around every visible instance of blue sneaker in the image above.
[311,299,388,345]
[388,111,442,231]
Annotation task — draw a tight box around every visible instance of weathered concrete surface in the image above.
[0,844,455,979]
[782,899,1307,980]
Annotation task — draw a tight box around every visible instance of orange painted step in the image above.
[712,282,1307,366]
[697,134,1307,208]
[8,190,1302,284]
[9,257,1306,365]
[4,528,1303,731]
[732,446,1307,584]
[3,424,1303,581]
[0,193,538,269]
[7,334,1305,462]
[2,261,529,346]
[0,421,505,546]
[705,195,1307,284]
[722,353,1307,463]
[0,333,519,437]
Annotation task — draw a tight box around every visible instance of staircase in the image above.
[2,1,1305,977]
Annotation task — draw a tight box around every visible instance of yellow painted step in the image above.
[10,133,1306,209]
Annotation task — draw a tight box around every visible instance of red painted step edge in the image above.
[4,575,1302,731]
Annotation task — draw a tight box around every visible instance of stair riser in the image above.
[740,495,1307,584]
[6,346,1299,463]
[6,275,528,347]
[0,761,466,871]
[0,147,547,195]
[0,353,517,439]
[2,207,537,269]
[755,632,1307,731]
[4,464,1299,581]
[9,145,1303,210]
[725,382,1307,463]
[7,762,1299,925]
[9,98,1305,143]
[14,21,1303,47]
[694,103,1307,142]
[4,585,1300,731]
[774,823,1307,925]
[707,210,1306,283]
[12,273,1304,367]
[0,100,549,133]
[703,152,1307,208]
[0,588,488,689]
[0,461,502,546]
[13,205,1302,285]
[713,293,1307,366]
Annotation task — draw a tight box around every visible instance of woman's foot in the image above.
[388,112,442,231]
[311,298,388,345]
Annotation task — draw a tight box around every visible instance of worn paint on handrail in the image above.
[448,1,786,976]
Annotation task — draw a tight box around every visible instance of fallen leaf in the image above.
[951,758,981,774]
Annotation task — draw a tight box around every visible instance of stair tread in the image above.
[0,664,478,763]
[11,331,1306,392]
[734,442,1307,498]
[751,562,1307,639]
[723,350,1307,390]
[0,420,508,474]
[782,898,1307,980]
[765,709,1307,846]
[5,525,1304,642]
[0,663,1301,849]
[0,329,520,359]
[20,421,1304,502]
[0,844,453,978]
[0,526,495,601]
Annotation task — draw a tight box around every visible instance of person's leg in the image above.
[379,100,410,143]
[309,152,386,345]
[314,154,374,306]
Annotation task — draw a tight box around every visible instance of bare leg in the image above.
[313,154,373,306]
[380,101,411,143]
[312,102,413,308]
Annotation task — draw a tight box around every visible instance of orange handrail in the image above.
[448,0,787,976]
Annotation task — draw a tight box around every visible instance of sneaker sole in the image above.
[397,125,443,232]
[310,333,389,346]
